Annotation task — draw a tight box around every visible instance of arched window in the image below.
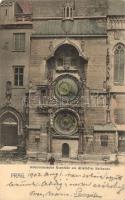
[63,4,74,19]
[114,44,125,84]
[66,7,70,18]
[70,7,73,18]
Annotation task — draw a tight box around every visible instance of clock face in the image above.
[54,75,79,101]
[54,110,78,135]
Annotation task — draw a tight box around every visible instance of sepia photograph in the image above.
[0,0,125,199]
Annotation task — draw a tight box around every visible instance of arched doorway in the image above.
[0,112,18,146]
[62,143,70,158]
[0,109,19,147]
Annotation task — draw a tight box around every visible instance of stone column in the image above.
[78,127,84,154]
[47,122,52,153]
[40,58,47,84]
[115,131,119,153]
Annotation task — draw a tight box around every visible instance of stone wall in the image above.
[52,138,78,159]
[94,132,116,154]
[0,28,32,112]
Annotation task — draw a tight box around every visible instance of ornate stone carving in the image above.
[114,31,121,40]
[49,41,53,52]
[5,81,12,105]
[61,20,74,34]
[47,71,53,83]
[54,74,80,102]
[53,109,78,135]
[106,48,110,67]
[107,16,125,30]
[2,117,17,124]
[81,40,85,52]
[3,42,9,50]
[106,48,111,123]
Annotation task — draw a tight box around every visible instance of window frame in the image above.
[13,33,25,52]
[13,66,24,87]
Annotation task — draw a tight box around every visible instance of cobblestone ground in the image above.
[0,154,125,165]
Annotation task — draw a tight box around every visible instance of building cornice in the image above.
[32,16,107,21]
[31,34,107,39]
[107,16,125,30]
[0,23,32,29]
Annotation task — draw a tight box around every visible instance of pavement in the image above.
[0,154,125,165]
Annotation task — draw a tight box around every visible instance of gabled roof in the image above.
[31,0,108,17]
[1,0,125,16]
[16,0,32,14]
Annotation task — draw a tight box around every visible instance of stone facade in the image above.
[0,0,125,161]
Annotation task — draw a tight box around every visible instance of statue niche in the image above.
[47,43,87,83]
[54,44,80,72]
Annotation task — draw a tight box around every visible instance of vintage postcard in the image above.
[0,0,125,200]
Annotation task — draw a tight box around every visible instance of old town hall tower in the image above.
[0,0,125,161]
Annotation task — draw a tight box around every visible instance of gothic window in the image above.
[114,44,125,84]
[64,4,74,19]
[13,66,24,86]
[13,33,25,51]
[70,7,73,18]
[100,135,108,147]
[66,7,70,18]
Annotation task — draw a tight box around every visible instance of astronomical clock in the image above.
[46,44,86,157]
[52,74,81,136]
[54,74,80,102]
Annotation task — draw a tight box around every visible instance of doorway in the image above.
[62,143,70,158]
[1,124,18,146]
[0,113,18,147]
[118,132,125,152]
